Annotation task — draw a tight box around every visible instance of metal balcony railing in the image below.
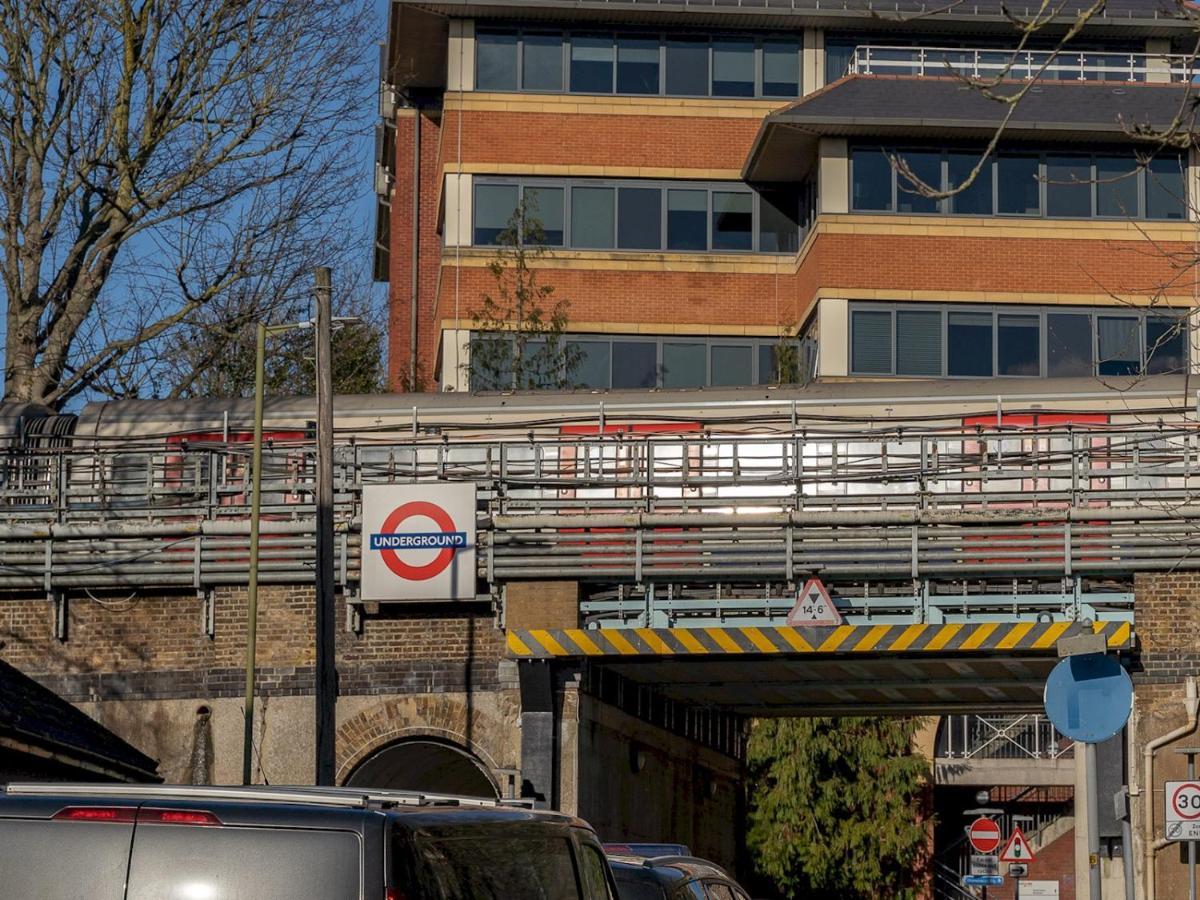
[847,44,1198,83]
[937,714,1074,761]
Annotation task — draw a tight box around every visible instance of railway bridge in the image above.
[2,378,1200,894]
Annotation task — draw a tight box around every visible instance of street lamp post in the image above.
[242,319,311,786]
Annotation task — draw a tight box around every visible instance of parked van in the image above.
[0,783,618,899]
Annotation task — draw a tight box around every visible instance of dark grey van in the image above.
[0,783,618,900]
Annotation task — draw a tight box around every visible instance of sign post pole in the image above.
[1085,741,1101,900]
[1176,749,1200,900]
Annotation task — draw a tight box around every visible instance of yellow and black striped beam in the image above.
[506,620,1133,659]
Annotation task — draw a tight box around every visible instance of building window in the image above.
[475,28,801,99]
[851,144,1188,221]
[473,177,806,253]
[570,35,614,93]
[471,334,810,390]
[523,33,564,92]
[849,302,1189,378]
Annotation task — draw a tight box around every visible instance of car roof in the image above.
[608,855,731,883]
[0,783,592,831]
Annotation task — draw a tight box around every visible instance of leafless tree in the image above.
[1,0,372,407]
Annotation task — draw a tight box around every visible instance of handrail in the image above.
[847,44,1199,82]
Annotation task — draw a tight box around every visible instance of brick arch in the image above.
[335,696,508,787]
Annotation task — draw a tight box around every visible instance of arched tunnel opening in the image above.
[343,737,499,799]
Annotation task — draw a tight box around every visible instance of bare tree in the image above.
[1,0,372,407]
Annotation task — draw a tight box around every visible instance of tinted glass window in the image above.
[571,186,615,248]
[663,342,707,387]
[577,843,612,900]
[998,314,1040,376]
[997,155,1040,215]
[470,336,513,391]
[712,191,753,250]
[706,883,736,900]
[666,37,709,95]
[1096,156,1139,217]
[402,835,581,900]
[948,312,993,376]
[523,186,564,245]
[523,34,564,91]
[1047,313,1093,377]
[571,36,614,93]
[762,40,800,96]
[1146,155,1186,220]
[758,343,798,384]
[617,37,659,93]
[475,183,518,244]
[851,309,892,374]
[570,340,611,388]
[1097,316,1140,376]
[852,148,893,211]
[1146,315,1186,375]
[667,189,707,251]
[612,341,657,388]
[613,872,667,900]
[1046,155,1092,217]
[618,187,662,249]
[759,188,799,253]
[712,39,754,96]
[896,310,942,376]
[948,152,993,215]
[711,344,752,386]
[824,38,856,83]
[895,150,941,214]
[477,31,518,90]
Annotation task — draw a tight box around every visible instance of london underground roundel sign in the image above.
[362,485,476,601]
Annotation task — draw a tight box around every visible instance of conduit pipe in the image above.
[1144,675,1198,900]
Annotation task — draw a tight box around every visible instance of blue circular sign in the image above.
[1043,653,1133,744]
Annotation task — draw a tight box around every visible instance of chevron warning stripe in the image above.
[505,619,1134,659]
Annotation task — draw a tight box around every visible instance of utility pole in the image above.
[314,266,337,785]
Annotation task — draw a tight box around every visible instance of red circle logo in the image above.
[1173,783,1200,821]
[968,818,1001,853]
[378,501,460,581]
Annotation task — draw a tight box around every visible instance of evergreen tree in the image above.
[468,195,581,391]
[746,716,931,899]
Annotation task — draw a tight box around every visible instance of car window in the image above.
[672,881,707,900]
[614,870,668,900]
[577,842,613,900]
[403,834,581,900]
[705,882,735,900]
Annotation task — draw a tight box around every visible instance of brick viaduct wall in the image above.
[0,587,518,787]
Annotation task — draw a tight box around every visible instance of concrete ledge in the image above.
[935,755,1076,787]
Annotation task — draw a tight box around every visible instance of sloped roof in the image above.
[745,76,1198,180]
[0,660,159,782]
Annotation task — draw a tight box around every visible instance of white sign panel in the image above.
[969,855,999,877]
[1019,882,1059,899]
[362,484,477,601]
[1166,781,1200,841]
[787,578,843,626]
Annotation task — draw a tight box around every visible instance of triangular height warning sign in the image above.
[999,826,1036,863]
[787,578,843,627]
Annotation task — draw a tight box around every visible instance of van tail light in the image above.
[138,808,222,826]
[386,889,408,900]
[53,806,137,823]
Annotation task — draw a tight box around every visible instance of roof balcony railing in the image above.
[847,44,1198,83]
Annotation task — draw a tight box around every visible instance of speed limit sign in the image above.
[1166,781,1200,841]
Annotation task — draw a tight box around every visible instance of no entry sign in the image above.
[362,484,476,601]
[967,817,1002,854]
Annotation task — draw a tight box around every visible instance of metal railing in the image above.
[847,44,1198,82]
[937,714,1073,761]
[0,425,1198,607]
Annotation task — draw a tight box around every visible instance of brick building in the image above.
[376,0,1199,393]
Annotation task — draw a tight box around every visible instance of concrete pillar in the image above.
[1075,744,1094,900]
[816,298,849,379]
[803,29,825,95]
[1145,38,1172,84]
[519,660,557,806]
[442,172,473,248]
[447,19,475,92]
[818,137,849,214]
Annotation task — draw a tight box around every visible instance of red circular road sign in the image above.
[967,817,1002,854]
[378,501,459,581]
[1172,783,1200,821]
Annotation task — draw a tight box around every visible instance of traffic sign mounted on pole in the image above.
[786,578,842,626]
[967,817,1002,854]
[1166,781,1200,841]
[1001,827,1036,863]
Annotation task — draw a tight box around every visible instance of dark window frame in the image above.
[474,26,801,99]
[849,144,1188,221]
